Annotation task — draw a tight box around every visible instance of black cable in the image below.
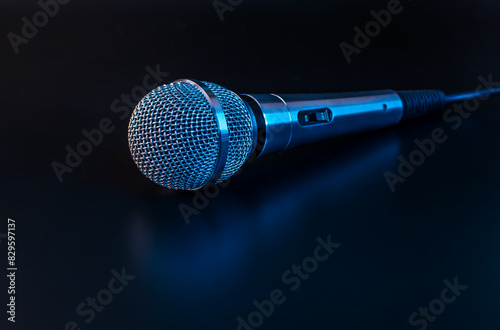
[446,87,500,103]
[396,87,500,121]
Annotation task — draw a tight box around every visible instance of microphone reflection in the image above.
[127,132,401,309]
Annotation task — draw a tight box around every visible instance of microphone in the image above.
[128,79,500,190]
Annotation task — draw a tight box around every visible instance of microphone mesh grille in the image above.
[128,81,253,190]
[202,81,254,182]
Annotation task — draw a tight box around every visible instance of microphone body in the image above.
[128,80,450,190]
[242,90,405,159]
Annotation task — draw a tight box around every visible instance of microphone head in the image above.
[128,79,256,190]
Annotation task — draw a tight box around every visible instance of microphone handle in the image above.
[241,90,446,159]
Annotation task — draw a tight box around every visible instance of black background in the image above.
[1,0,500,329]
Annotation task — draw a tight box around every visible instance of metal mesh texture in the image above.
[128,81,254,190]
[202,81,254,182]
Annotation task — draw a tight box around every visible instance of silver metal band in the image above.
[178,79,229,186]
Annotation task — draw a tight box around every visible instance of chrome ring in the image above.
[177,79,229,186]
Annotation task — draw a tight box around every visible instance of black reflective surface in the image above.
[1,0,500,329]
